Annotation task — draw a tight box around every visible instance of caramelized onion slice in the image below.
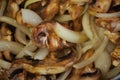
[54,22,88,43]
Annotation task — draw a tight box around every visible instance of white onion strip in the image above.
[82,12,94,40]
[73,37,108,69]
[95,51,111,76]
[54,22,88,43]
[57,68,72,80]
[21,9,42,26]
[33,47,49,60]
[16,41,37,58]
[96,12,120,18]
[0,59,11,69]
[0,0,7,16]
[0,41,24,55]
[15,29,29,45]
[0,16,31,38]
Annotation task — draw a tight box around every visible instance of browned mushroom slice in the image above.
[39,0,59,21]
[22,48,78,75]
[104,31,120,44]
[89,0,112,13]
[5,1,19,18]
[68,4,84,20]
[32,21,74,51]
[95,18,120,32]
[111,45,120,66]
[27,0,48,11]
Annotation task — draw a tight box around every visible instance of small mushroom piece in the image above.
[104,30,120,44]
[39,0,59,21]
[95,18,120,32]
[89,0,112,13]
[5,1,19,18]
[111,45,120,66]
[68,4,84,20]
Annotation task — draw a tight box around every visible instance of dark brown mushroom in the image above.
[89,0,112,13]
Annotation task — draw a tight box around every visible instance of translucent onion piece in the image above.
[24,0,41,8]
[105,64,120,79]
[70,0,89,4]
[0,0,7,16]
[95,51,111,76]
[57,68,72,80]
[33,47,49,60]
[82,12,94,40]
[15,29,29,45]
[0,59,11,69]
[16,41,37,58]
[73,37,108,69]
[21,9,42,26]
[54,22,88,43]
[55,15,72,22]
[0,16,31,38]
[0,41,24,55]
[79,3,88,16]
[95,12,120,18]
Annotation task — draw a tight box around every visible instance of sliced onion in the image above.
[33,47,49,60]
[113,22,120,32]
[0,0,7,16]
[0,16,31,38]
[0,41,24,55]
[82,12,94,40]
[73,37,108,69]
[24,0,41,8]
[57,68,72,80]
[21,9,42,26]
[70,0,89,4]
[0,59,11,69]
[95,12,120,18]
[15,29,29,45]
[16,41,37,58]
[95,51,111,76]
[55,15,72,22]
[79,3,88,16]
[54,22,88,43]
[105,64,120,79]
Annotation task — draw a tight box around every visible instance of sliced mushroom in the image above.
[39,0,59,21]
[111,45,120,66]
[68,4,84,20]
[89,0,112,13]
[21,48,78,75]
[104,30,120,44]
[5,1,19,18]
[95,18,120,32]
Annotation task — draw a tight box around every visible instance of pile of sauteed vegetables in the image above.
[0,0,120,80]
